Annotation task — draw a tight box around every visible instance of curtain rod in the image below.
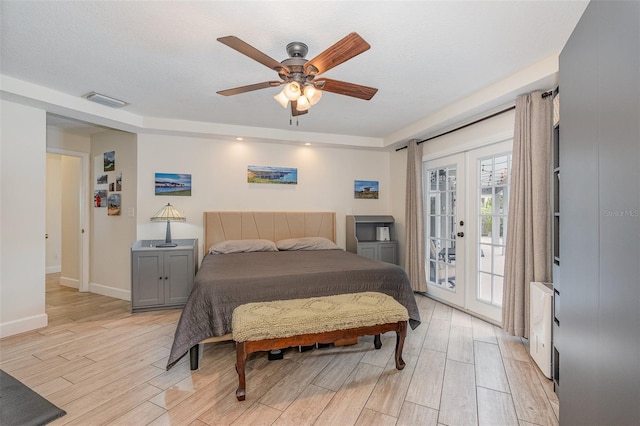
[395,89,553,152]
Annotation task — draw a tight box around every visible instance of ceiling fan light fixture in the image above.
[283,82,301,101]
[216,33,377,117]
[304,85,322,105]
[296,95,311,112]
[274,90,289,108]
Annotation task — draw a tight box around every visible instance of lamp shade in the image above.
[304,85,323,105]
[150,203,186,222]
[295,95,311,112]
[274,90,289,108]
[150,203,185,247]
[283,82,301,101]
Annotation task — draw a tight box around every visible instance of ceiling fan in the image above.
[216,32,378,117]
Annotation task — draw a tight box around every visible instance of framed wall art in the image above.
[155,173,192,196]
[247,166,297,185]
[354,180,379,199]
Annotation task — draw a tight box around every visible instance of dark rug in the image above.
[0,369,66,426]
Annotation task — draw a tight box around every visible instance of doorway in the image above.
[424,140,512,323]
[46,149,90,292]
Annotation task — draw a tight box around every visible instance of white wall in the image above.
[90,130,137,300]
[46,154,62,273]
[136,134,392,258]
[0,100,48,337]
[421,110,515,160]
[47,126,92,153]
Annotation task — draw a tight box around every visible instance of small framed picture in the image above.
[107,193,121,216]
[354,180,379,199]
[155,173,192,196]
[94,190,107,207]
[104,151,115,171]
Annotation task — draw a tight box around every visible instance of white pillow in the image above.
[276,237,340,251]
[208,239,278,255]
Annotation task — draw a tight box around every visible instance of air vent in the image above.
[84,92,128,108]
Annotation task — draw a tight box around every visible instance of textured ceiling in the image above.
[1,1,588,143]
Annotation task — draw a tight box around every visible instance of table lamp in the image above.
[150,203,186,247]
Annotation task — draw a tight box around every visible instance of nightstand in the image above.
[131,239,198,312]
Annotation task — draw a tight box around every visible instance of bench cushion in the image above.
[232,292,409,342]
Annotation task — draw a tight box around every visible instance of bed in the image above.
[166,211,421,370]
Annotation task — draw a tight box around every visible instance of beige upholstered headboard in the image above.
[203,211,336,251]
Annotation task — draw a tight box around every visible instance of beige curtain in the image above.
[502,91,553,337]
[405,139,427,292]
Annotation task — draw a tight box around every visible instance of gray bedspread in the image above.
[166,249,421,369]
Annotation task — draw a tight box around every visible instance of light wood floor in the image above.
[0,274,559,425]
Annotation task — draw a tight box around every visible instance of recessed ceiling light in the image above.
[84,92,128,108]
[236,137,244,141]
[304,142,311,146]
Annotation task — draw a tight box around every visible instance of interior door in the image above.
[423,153,465,308]
[45,149,89,292]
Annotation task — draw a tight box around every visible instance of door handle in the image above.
[457,232,464,237]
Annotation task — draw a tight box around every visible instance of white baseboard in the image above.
[46,265,61,274]
[89,282,131,301]
[60,276,79,289]
[0,313,48,338]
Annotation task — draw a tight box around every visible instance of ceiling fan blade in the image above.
[304,32,370,76]
[217,81,282,96]
[217,36,290,74]
[291,101,308,116]
[315,78,378,100]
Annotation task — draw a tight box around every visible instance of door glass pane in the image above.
[494,155,509,185]
[448,168,457,190]
[478,272,492,302]
[479,244,492,272]
[480,159,493,187]
[425,164,457,292]
[429,170,437,191]
[438,170,447,191]
[476,153,511,307]
[428,238,437,260]
[493,275,504,306]
[498,217,507,242]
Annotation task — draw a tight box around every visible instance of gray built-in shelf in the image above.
[346,215,398,265]
[552,91,560,395]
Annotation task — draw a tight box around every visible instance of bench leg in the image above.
[394,321,407,370]
[235,342,247,401]
[374,334,382,349]
[190,345,199,370]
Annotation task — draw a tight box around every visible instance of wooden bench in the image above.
[232,291,409,401]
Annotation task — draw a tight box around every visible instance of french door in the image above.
[424,141,512,323]
[424,153,466,308]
